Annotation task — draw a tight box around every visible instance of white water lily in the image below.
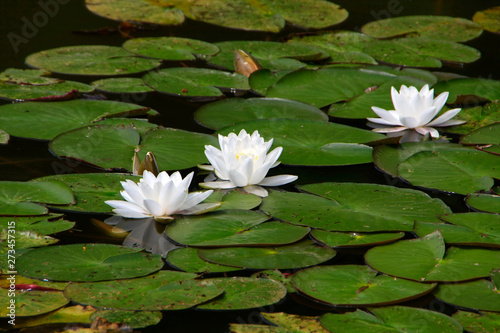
[199,129,298,197]
[367,84,465,138]
[105,170,218,222]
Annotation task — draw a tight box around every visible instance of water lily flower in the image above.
[199,129,298,197]
[105,170,219,222]
[367,84,465,138]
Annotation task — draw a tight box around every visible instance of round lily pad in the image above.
[13,305,95,328]
[91,77,154,93]
[1,229,58,249]
[247,312,329,332]
[217,119,384,166]
[433,78,500,104]
[452,310,500,333]
[365,231,500,282]
[292,265,436,306]
[0,290,68,317]
[461,122,500,145]
[17,243,164,282]
[473,6,500,34]
[196,277,287,310]
[26,45,160,76]
[320,306,462,333]
[64,271,223,310]
[0,80,93,101]
[0,100,157,140]
[90,309,162,329]
[466,193,500,213]
[195,97,327,130]
[143,67,249,98]
[198,239,335,270]
[123,37,219,61]
[0,215,74,235]
[166,247,240,273]
[312,230,405,248]
[204,190,262,211]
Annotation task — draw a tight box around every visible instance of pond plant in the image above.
[0,0,500,332]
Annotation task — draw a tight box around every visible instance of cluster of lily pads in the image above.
[1,4,500,333]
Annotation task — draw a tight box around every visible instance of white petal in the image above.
[433,119,466,127]
[105,200,150,218]
[399,116,420,128]
[228,168,249,187]
[427,108,462,127]
[415,106,438,126]
[415,126,440,138]
[199,181,237,189]
[243,185,268,197]
[258,174,298,187]
[432,91,449,113]
[180,190,213,211]
[143,199,165,217]
[198,164,215,171]
[370,107,401,125]
[179,202,221,215]
[372,126,408,133]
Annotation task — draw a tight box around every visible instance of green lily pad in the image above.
[143,67,249,98]
[473,6,500,34]
[248,69,294,95]
[86,0,185,25]
[90,309,162,329]
[0,214,74,235]
[414,213,500,247]
[365,231,500,282]
[91,77,154,93]
[433,78,500,104]
[198,239,335,270]
[361,15,483,42]
[0,290,68,317]
[446,101,500,135]
[123,37,219,61]
[0,68,61,85]
[320,306,462,333]
[49,126,217,171]
[292,265,436,306]
[17,243,164,281]
[433,271,500,311]
[206,40,327,71]
[165,210,291,247]
[0,80,93,101]
[0,181,75,216]
[0,129,9,144]
[25,45,160,76]
[461,122,500,146]
[196,277,287,310]
[0,275,69,291]
[261,190,414,232]
[264,67,401,108]
[251,270,296,293]
[312,230,405,248]
[14,305,95,329]
[166,247,240,273]
[194,97,327,130]
[0,229,58,249]
[466,193,500,213]
[0,100,157,140]
[452,311,500,333]
[232,312,328,333]
[217,119,385,166]
[204,190,262,211]
[64,270,223,310]
[361,37,480,68]
[32,173,141,214]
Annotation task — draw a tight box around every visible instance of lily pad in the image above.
[461,122,500,145]
[217,119,385,166]
[320,306,462,333]
[312,230,405,248]
[0,181,75,216]
[0,214,74,235]
[365,231,500,282]
[166,247,239,273]
[0,129,9,144]
[14,305,95,329]
[361,15,482,42]
[25,45,160,76]
[123,37,219,61]
[433,78,500,103]
[292,265,436,306]
[0,68,61,85]
[0,229,58,249]
[91,77,154,93]
[231,312,328,333]
[248,69,294,95]
[64,270,223,310]
[204,190,262,211]
[0,80,93,101]
[32,173,141,214]
[90,309,162,329]
[198,239,335,269]
[0,290,68,317]
[143,67,249,98]
[196,277,287,310]
[446,101,500,135]
[194,97,328,130]
[466,193,500,213]
[0,100,157,140]
[17,243,164,281]
[452,311,500,333]
[49,126,217,171]
[473,6,500,34]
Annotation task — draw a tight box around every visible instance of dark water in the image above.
[1,0,499,332]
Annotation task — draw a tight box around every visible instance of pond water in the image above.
[1,0,499,332]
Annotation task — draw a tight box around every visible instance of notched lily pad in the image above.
[166,247,240,274]
[312,230,405,248]
[0,290,69,317]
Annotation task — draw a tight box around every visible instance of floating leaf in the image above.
[1,229,58,249]
[198,239,335,269]
[166,247,239,273]
[248,69,294,95]
[433,78,500,103]
[123,37,219,61]
[0,290,68,317]
[90,309,162,329]
[320,306,462,333]
[0,129,9,144]
[0,181,75,216]
[452,311,500,333]
[461,122,500,146]
[217,119,384,166]
[0,214,74,235]
[91,77,154,93]
[204,190,262,211]
[473,6,500,34]
[0,68,61,85]
[14,305,95,329]
[143,67,249,98]
[64,271,223,310]
[446,101,500,135]
[466,193,500,213]
[361,16,482,42]
[292,265,436,306]
[365,231,500,281]
[233,313,328,333]
[26,45,160,76]
[0,100,157,140]
[196,277,287,310]
[0,80,92,101]
[312,230,405,248]
[17,243,164,282]
[195,97,327,130]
